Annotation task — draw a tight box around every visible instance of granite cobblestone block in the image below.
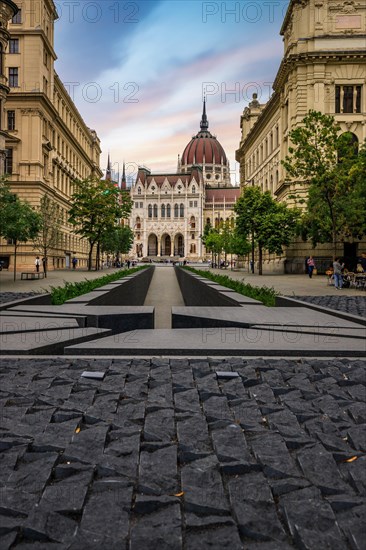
[0,357,365,548]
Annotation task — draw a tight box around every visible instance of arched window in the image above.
[148,204,152,218]
[206,218,211,226]
[167,204,171,218]
[276,170,279,188]
[136,217,141,229]
[180,203,184,217]
[0,44,3,77]
[174,203,179,218]
[190,216,195,229]
[270,174,273,193]
[192,185,196,194]
[337,132,359,162]
[161,204,165,218]
[153,204,158,218]
[137,187,142,195]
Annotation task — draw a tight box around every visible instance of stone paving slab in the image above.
[172,306,365,329]
[65,328,366,357]
[0,357,365,549]
[7,305,154,331]
[0,316,81,333]
[1,327,110,354]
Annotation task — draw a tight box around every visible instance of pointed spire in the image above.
[121,161,127,190]
[200,96,209,131]
[106,152,111,181]
[177,154,181,172]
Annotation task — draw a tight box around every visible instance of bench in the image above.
[21,272,45,280]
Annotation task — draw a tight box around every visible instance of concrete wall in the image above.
[89,266,155,306]
[175,267,240,307]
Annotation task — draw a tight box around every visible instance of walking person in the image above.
[306,256,316,278]
[333,257,344,289]
[35,256,40,272]
[72,257,77,270]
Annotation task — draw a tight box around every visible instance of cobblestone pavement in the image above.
[294,296,366,318]
[0,357,365,549]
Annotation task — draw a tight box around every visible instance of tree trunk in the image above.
[13,242,17,281]
[96,242,101,270]
[258,244,263,275]
[332,229,337,261]
[88,241,94,271]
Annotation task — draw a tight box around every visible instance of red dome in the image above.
[181,131,228,166]
[181,101,228,168]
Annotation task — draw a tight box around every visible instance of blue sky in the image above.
[54,0,290,184]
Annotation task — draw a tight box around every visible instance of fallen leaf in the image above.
[345,456,358,463]
[174,492,184,497]
[75,427,81,434]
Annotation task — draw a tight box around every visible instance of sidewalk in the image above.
[144,266,184,328]
[207,268,365,297]
[1,266,364,298]
[0,267,122,293]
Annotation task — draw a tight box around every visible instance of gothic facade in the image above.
[129,103,240,260]
[236,0,366,273]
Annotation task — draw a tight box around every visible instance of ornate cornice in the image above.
[273,49,366,91]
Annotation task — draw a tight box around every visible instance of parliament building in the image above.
[129,101,240,261]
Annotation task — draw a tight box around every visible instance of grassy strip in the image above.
[50,266,148,305]
[184,266,278,307]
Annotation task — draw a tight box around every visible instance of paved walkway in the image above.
[208,268,365,297]
[0,268,122,294]
[144,266,184,328]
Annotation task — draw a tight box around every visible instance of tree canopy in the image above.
[282,110,366,258]
[68,178,132,270]
[234,186,300,274]
[0,179,41,280]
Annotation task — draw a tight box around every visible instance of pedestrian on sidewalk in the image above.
[35,256,40,272]
[72,257,77,270]
[333,257,344,289]
[306,256,316,278]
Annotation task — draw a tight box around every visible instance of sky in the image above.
[53,0,290,185]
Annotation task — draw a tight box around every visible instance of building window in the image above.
[194,201,198,207]
[180,203,184,218]
[335,85,361,114]
[135,202,139,208]
[161,204,166,218]
[136,217,141,229]
[7,110,15,130]
[137,187,141,195]
[153,204,158,218]
[139,202,143,208]
[9,68,18,87]
[5,149,13,174]
[192,185,196,194]
[167,204,171,218]
[12,9,21,24]
[190,216,196,229]
[9,39,19,54]
[174,203,179,218]
[189,201,193,207]
[148,204,152,218]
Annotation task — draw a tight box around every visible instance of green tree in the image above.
[101,225,134,264]
[68,178,132,270]
[282,110,366,258]
[32,194,62,278]
[0,180,41,280]
[234,186,300,275]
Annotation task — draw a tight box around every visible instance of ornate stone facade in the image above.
[0,0,102,271]
[236,0,366,273]
[0,0,18,174]
[129,104,240,260]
